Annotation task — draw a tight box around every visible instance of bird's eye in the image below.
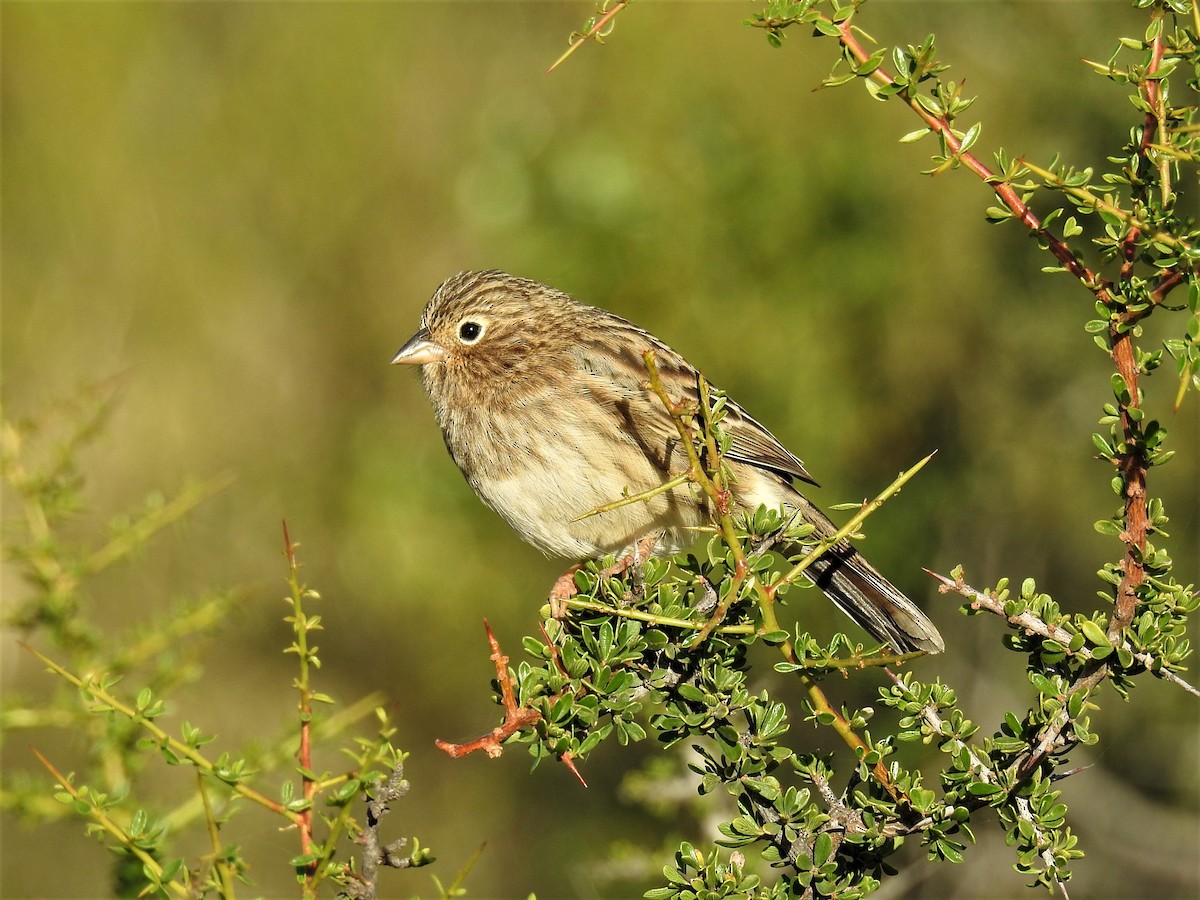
[458,320,484,344]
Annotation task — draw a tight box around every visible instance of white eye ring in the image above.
[457,319,486,344]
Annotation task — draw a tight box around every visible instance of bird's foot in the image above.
[549,565,584,619]
[548,535,660,618]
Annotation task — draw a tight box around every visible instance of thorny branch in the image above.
[885,668,1072,900]
[811,3,1192,817]
[640,351,928,807]
[927,568,1200,699]
[435,620,544,760]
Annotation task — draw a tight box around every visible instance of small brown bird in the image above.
[392,271,944,654]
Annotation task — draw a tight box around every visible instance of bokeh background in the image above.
[3,2,1198,898]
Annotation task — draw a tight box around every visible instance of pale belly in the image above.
[465,434,706,559]
[443,404,704,559]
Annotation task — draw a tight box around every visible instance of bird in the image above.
[392,270,944,654]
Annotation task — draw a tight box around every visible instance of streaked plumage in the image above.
[393,270,943,654]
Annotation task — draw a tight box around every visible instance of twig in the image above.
[887,668,1071,894]
[282,521,317,877]
[546,0,632,73]
[31,748,191,897]
[1105,14,1165,643]
[640,351,756,645]
[561,595,756,634]
[822,16,1112,304]
[351,760,413,900]
[1015,794,1072,900]
[22,643,304,824]
[436,620,543,759]
[561,751,588,787]
[926,568,1200,698]
[772,451,936,593]
[1018,158,1190,256]
[884,668,994,784]
[573,471,691,521]
[640,351,930,804]
[197,771,236,898]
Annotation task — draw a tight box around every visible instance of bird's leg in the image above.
[548,535,659,618]
[549,564,585,618]
[602,534,658,583]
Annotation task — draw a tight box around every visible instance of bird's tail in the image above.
[777,498,943,654]
[800,540,944,654]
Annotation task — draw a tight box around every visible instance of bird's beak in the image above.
[391,327,447,366]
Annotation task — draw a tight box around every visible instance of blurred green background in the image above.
[3,2,1198,898]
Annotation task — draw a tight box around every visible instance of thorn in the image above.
[561,751,588,788]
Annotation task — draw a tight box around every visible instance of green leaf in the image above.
[813,831,834,866]
[1078,619,1112,648]
[958,121,981,153]
[968,781,1004,798]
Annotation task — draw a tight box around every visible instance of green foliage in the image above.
[1,386,433,897]
[476,356,1169,894]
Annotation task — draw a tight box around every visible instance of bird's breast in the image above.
[437,398,706,559]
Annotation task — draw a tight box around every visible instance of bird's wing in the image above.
[574,315,817,486]
[720,403,818,486]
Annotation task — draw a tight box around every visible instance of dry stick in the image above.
[355,761,413,900]
[435,620,543,760]
[434,621,589,787]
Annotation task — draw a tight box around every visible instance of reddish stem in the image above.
[1106,25,1164,638]
[834,19,1111,302]
[436,620,543,759]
